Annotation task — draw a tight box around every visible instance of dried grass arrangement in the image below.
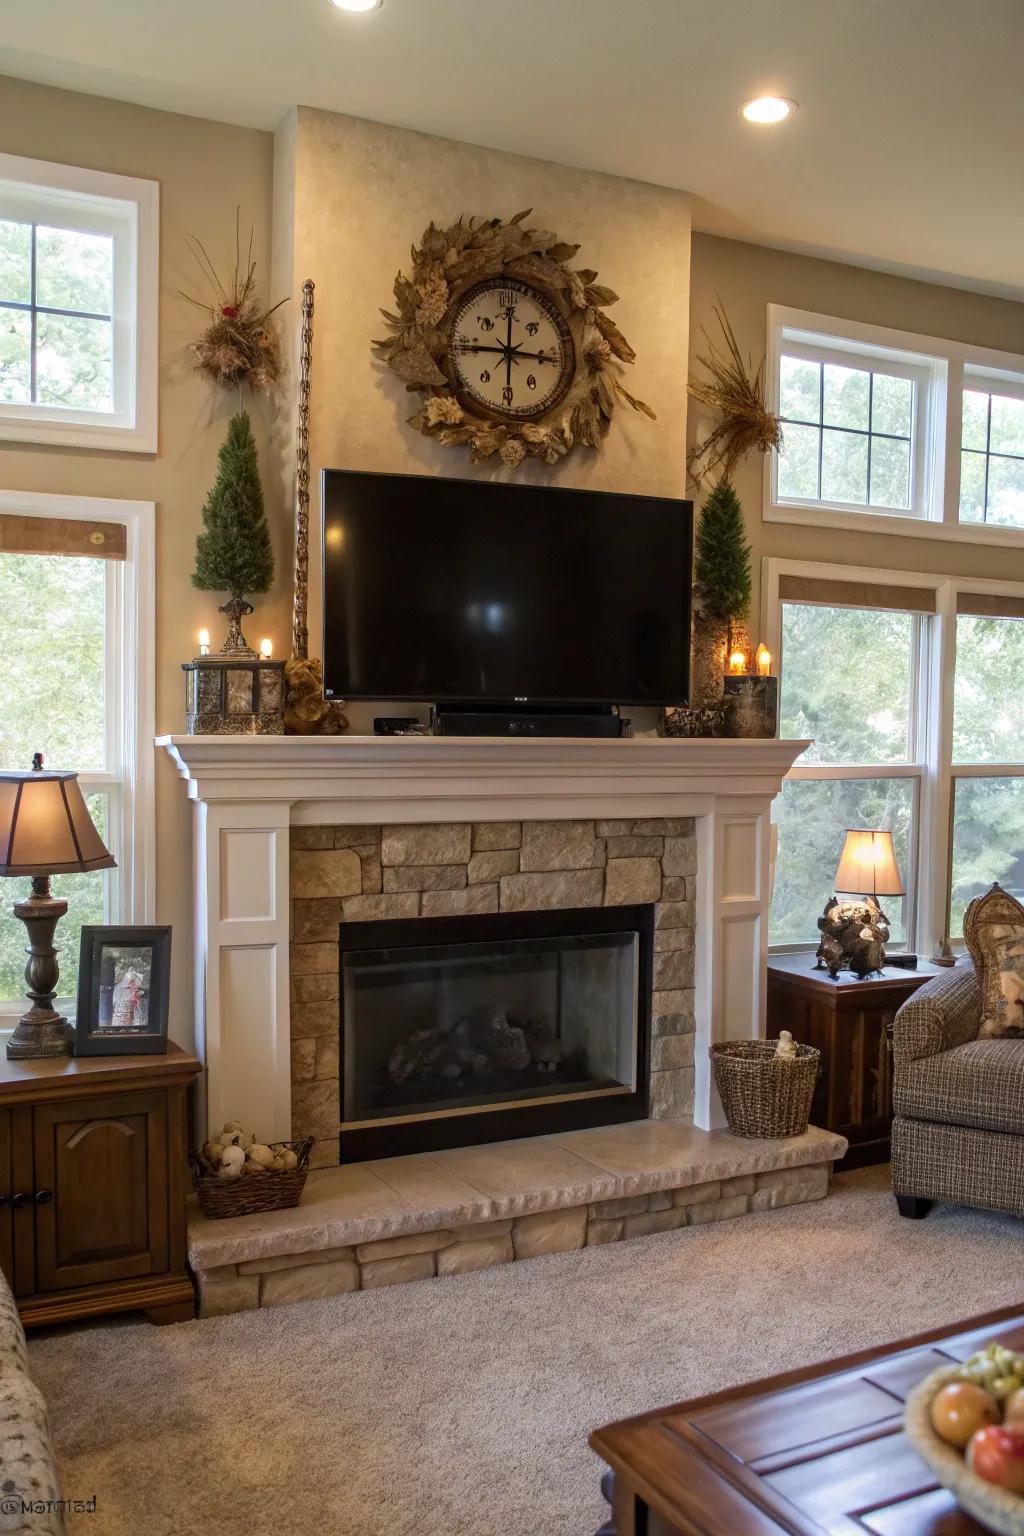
[373,210,655,467]
[687,304,782,487]
[182,213,286,394]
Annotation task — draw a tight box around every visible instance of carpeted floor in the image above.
[27,1166,1024,1536]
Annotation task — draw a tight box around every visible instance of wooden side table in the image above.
[766,954,946,1168]
[0,1042,201,1326]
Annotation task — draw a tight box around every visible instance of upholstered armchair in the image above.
[889,962,1024,1219]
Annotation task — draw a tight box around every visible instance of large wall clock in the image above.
[373,210,655,468]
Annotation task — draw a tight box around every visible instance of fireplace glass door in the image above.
[338,905,652,1158]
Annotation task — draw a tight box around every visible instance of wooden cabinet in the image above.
[0,1044,201,1326]
[766,955,945,1167]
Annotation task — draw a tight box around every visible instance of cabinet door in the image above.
[31,1090,169,1294]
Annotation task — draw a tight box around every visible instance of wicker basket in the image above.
[709,1039,820,1138]
[189,1138,313,1220]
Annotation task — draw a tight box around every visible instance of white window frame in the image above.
[0,488,155,1025]
[0,153,158,452]
[764,558,1024,954]
[764,305,1024,548]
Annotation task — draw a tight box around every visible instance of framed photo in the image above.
[74,926,171,1056]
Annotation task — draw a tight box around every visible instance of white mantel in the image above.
[158,734,806,1144]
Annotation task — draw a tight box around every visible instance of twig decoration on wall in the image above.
[292,279,314,661]
[284,278,348,736]
[181,209,286,394]
[686,304,782,488]
[372,210,655,467]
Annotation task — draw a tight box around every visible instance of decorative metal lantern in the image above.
[182,653,286,735]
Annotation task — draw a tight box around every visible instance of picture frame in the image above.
[73,926,171,1056]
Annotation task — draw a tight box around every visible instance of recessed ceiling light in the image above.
[742,96,797,124]
[330,0,382,11]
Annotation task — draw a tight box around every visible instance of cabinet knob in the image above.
[10,1193,29,1209]
[34,1189,53,1206]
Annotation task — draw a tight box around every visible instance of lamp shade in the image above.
[834,829,904,898]
[0,768,116,877]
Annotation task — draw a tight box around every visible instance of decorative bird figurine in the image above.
[775,1029,798,1061]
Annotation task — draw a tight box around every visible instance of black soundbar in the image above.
[430,703,626,738]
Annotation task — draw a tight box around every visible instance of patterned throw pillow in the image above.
[963,882,1024,1039]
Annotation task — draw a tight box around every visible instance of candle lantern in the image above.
[182,637,285,735]
[722,639,778,739]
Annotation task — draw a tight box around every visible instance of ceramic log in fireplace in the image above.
[338,905,653,1161]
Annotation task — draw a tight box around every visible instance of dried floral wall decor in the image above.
[687,304,782,488]
[373,210,655,467]
[182,213,286,394]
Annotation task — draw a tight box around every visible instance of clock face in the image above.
[448,278,575,420]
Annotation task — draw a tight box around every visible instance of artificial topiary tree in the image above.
[193,411,274,654]
[694,477,751,649]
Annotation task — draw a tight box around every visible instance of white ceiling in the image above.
[2,0,1023,299]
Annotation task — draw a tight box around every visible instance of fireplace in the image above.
[338,905,653,1161]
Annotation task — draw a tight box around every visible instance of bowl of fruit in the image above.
[905,1342,1024,1534]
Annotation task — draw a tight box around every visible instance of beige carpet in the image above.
[27,1167,1024,1536]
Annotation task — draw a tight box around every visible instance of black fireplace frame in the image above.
[336,903,654,1163]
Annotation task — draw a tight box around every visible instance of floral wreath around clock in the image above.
[373,210,655,467]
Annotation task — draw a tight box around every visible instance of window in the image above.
[770,593,924,947]
[0,491,154,1023]
[960,373,1024,529]
[765,561,1024,957]
[766,306,1024,546]
[778,354,916,511]
[0,154,157,451]
[949,605,1024,934]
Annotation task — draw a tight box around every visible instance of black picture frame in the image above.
[73,926,171,1056]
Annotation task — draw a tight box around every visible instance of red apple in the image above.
[967,1424,1024,1495]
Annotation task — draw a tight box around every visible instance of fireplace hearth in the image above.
[339,905,653,1160]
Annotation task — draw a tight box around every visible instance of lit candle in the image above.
[755,643,772,677]
[727,648,748,675]
[259,638,273,659]
[198,628,210,656]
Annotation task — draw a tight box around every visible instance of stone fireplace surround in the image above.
[158,734,808,1142]
[291,816,696,1167]
[159,735,849,1317]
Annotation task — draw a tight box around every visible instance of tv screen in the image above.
[322,470,692,706]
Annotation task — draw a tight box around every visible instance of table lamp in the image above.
[815,829,905,978]
[0,755,116,1059]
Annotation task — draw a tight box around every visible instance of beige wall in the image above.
[275,107,693,729]
[688,233,1024,633]
[0,77,279,1044]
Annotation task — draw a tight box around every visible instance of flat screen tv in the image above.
[322,469,692,706]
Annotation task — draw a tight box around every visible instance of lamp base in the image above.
[6,877,74,1060]
[814,892,891,980]
[7,1014,72,1059]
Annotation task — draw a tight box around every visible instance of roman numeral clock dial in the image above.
[448,278,575,421]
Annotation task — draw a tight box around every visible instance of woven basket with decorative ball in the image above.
[709,1039,820,1138]
[189,1138,313,1219]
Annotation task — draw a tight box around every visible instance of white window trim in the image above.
[762,556,1024,956]
[0,153,158,453]
[0,488,155,1025]
[763,305,1024,548]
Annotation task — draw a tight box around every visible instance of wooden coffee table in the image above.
[591,1304,1024,1535]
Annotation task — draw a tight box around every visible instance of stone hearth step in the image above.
[189,1120,847,1316]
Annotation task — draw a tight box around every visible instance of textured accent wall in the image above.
[290,818,697,1166]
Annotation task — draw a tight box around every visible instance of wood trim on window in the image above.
[956,592,1024,620]
[778,574,936,613]
[0,514,126,560]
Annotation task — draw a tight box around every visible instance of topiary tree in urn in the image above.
[690,478,752,705]
[193,410,274,655]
